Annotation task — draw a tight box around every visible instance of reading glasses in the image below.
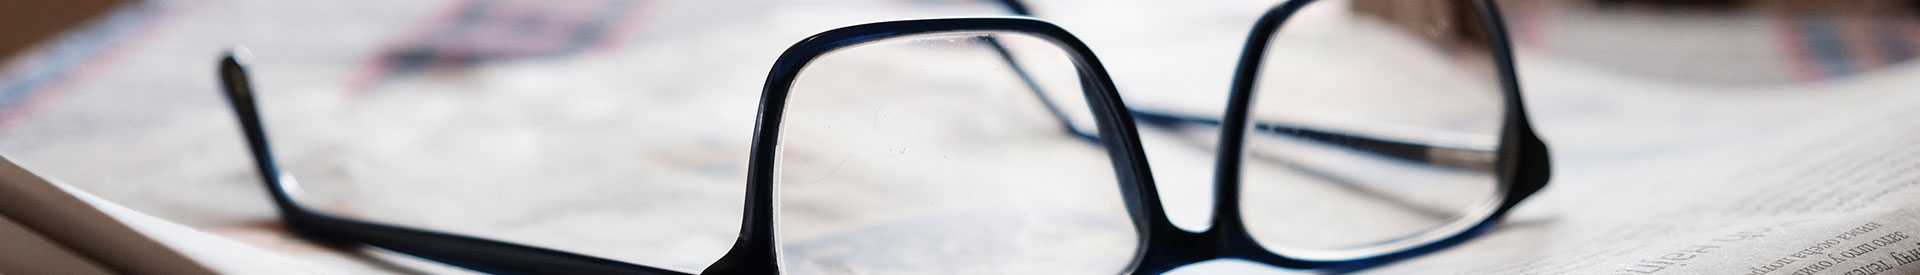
[218,0,1551,273]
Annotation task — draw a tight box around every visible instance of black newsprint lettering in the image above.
[1793,239,1845,258]
[1837,260,1892,275]
[1789,259,1835,275]
[1616,245,1717,274]
[1891,242,1920,266]
[1748,257,1798,275]
[1837,222,1884,241]
[1869,231,1909,247]
[1754,222,1891,275]
[1827,232,1913,266]
[1832,242,1877,263]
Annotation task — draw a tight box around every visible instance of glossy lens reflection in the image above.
[777,32,1135,274]
[1239,0,1509,256]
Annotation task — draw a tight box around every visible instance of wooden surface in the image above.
[0,0,121,61]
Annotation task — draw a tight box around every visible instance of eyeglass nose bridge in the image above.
[1127,191,1388,274]
[701,17,1173,274]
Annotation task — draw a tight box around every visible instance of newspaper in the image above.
[0,0,1917,274]
[1351,58,1920,275]
[0,154,328,274]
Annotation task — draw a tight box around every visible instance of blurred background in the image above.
[2,0,1917,273]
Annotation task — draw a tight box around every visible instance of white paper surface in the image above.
[0,0,1917,274]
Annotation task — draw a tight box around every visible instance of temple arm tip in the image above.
[219,47,253,93]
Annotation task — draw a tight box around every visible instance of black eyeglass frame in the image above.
[702,17,1158,274]
[218,17,1145,275]
[1122,0,1551,273]
[216,0,1548,273]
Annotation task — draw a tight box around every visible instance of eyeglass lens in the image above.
[1238,0,1510,256]
[774,32,1138,273]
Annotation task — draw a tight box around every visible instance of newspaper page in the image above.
[1351,57,1920,275]
[0,0,1916,274]
[0,154,330,274]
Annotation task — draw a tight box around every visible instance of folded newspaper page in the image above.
[0,0,1915,274]
[1354,58,1920,275]
[0,155,328,274]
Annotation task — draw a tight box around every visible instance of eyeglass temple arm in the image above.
[984,45,1493,171]
[219,52,688,275]
[1129,109,1495,171]
[978,0,1491,171]
[992,0,1030,15]
[979,0,1099,143]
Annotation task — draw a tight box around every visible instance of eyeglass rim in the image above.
[1149,0,1553,272]
[708,16,1168,274]
[714,0,1553,270]
[219,2,1550,273]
